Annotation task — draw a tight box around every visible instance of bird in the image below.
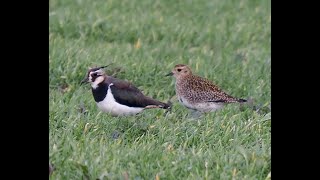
[81,65,171,116]
[166,64,246,114]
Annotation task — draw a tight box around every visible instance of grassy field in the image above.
[49,0,271,179]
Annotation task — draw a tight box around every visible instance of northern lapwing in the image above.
[81,65,171,116]
[166,64,246,114]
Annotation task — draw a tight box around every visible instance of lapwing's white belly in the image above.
[96,85,144,116]
[178,96,224,112]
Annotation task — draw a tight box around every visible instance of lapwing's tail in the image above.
[144,97,172,109]
[238,98,247,103]
[156,100,171,109]
[163,100,172,109]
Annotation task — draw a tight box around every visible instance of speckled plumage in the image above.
[168,64,246,113]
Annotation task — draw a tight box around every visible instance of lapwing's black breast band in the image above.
[92,83,108,102]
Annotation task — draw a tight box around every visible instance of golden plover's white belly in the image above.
[97,86,144,116]
[178,96,224,112]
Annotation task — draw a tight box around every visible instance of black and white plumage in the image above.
[81,66,170,116]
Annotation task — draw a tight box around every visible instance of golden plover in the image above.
[166,64,246,114]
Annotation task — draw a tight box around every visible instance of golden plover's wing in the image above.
[189,76,245,103]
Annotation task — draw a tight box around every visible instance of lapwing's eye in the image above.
[177,69,182,72]
[92,73,97,77]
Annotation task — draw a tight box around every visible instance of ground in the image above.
[49,0,271,179]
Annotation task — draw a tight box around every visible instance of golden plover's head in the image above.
[166,64,192,78]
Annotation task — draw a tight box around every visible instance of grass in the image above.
[49,0,271,179]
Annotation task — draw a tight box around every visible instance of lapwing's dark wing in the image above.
[107,77,169,108]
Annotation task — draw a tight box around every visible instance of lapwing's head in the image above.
[166,64,192,79]
[81,65,110,89]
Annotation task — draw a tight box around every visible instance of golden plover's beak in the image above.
[80,77,89,85]
[165,72,174,76]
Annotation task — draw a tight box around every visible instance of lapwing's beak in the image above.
[165,72,174,76]
[80,77,89,85]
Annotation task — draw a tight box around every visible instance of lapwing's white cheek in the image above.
[96,76,104,83]
[91,76,104,89]
[88,72,93,82]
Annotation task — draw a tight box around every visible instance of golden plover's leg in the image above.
[188,109,204,120]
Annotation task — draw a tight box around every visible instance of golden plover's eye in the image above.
[177,69,182,72]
